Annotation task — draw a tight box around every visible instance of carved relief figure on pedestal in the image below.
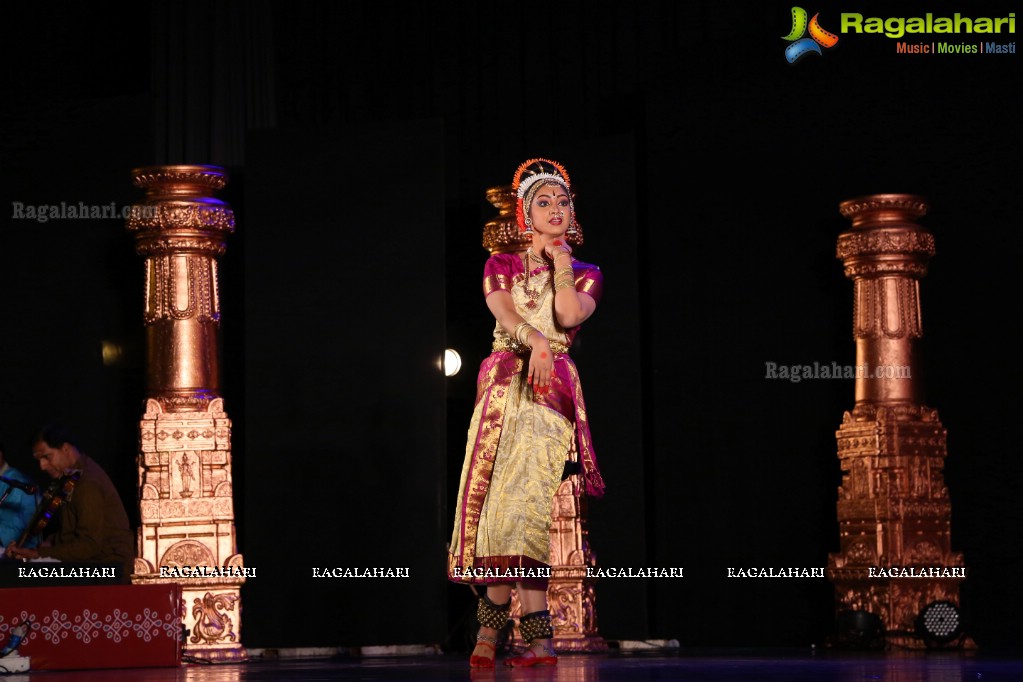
[178,452,196,497]
[163,540,216,569]
[191,592,239,645]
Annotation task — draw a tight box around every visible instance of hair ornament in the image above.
[512,158,573,234]
[512,158,571,197]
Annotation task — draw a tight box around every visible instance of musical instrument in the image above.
[13,469,81,549]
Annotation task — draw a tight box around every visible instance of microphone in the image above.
[0,476,37,495]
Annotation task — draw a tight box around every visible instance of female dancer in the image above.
[448,158,605,668]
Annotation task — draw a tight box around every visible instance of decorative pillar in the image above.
[126,165,247,662]
[827,194,967,649]
[483,186,605,651]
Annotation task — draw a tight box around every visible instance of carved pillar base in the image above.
[826,405,968,649]
[132,398,247,662]
[180,582,247,661]
[509,476,606,652]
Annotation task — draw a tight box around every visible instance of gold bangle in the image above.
[554,267,576,290]
[513,322,530,345]
[514,322,540,346]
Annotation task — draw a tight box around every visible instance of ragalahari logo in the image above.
[783,7,839,63]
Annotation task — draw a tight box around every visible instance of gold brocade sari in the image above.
[448,254,604,588]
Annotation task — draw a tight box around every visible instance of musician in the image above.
[0,442,40,550]
[5,425,134,580]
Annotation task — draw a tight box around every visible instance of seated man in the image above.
[5,425,134,580]
[0,441,40,550]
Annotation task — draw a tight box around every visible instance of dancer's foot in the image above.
[469,632,498,668]
[505,642,557,667]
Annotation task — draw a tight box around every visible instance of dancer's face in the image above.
[527,183,572,237]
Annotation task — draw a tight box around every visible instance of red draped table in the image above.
[0,584,182,671]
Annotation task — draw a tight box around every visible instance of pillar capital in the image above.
[126,165,235,258]
[836,194,935,280]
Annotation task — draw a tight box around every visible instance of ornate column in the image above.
[483,186,605,651]
[826,194,967,649]
[126,165,247,662]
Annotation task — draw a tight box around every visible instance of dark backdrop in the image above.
[240,121,447,647]
[0,0,1018,653]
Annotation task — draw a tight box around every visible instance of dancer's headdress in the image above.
[511,158,573,234]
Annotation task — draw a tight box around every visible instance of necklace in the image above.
[521,251,549,310]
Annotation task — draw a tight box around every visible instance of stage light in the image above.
[834,609,885,650]
[101,341,123,366]
[443,349,462,376]
[916,600,962,646]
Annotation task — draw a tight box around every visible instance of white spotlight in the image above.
[443,349,462,377]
